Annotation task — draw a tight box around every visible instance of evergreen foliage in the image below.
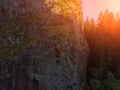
[85,10,120,90]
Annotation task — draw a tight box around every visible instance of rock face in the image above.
[0,0,88,90]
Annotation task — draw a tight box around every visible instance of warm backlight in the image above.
[83,0,120,20]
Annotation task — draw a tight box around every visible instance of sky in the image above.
[82,0,120,21]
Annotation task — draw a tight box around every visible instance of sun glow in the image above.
[107,0,120,13]
[46,0,81,14]
[83,0,120,20]
[45,0,83,23]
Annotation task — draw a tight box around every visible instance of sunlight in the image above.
[109,0,120,13]
[45,0,83,23]
[83,0,120,21]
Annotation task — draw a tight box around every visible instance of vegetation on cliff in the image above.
[0,0,88,90]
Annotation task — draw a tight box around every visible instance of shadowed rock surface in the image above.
[0,0,88,90]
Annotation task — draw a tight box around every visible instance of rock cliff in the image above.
[0,0,88,90]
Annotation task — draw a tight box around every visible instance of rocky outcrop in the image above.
[0,0,88,90]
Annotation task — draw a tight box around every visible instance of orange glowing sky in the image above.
[82,0,120,20]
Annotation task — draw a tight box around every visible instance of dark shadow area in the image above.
[84,10,120,90]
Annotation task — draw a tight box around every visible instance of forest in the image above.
[0,0,120,90]
[84,10,120,90]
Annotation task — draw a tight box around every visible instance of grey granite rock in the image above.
[0,0,88,90]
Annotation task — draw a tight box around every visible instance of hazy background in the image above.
[82,0,120,21]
